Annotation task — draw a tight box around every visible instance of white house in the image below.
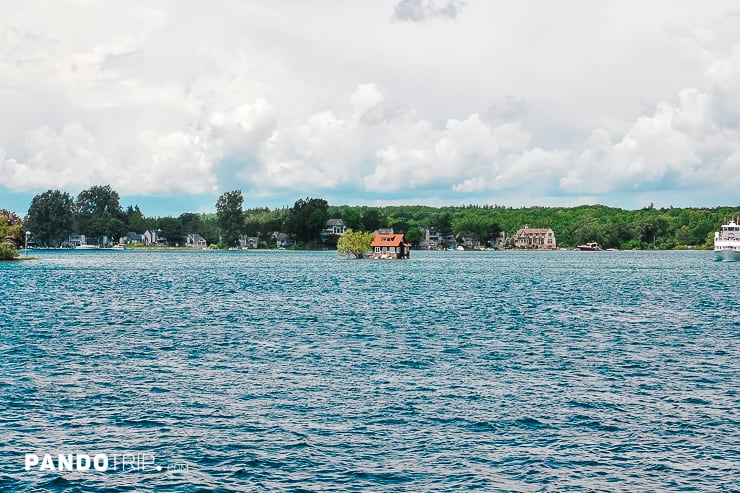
[322,219,346,238]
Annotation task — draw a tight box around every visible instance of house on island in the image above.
[371,233,411,259]
[186,233,207,248]
[513,225,557,249]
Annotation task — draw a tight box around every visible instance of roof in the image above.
[515,227,553,235]
[371,233,406,247]
[325,218,344,226]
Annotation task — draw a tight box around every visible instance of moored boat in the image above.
[714,219,740,261]
[577,242,601,251]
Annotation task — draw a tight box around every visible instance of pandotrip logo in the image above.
[24,453,189,473]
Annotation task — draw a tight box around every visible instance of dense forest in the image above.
[7,185,740,251]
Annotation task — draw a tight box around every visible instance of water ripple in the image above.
[1,249,738,491]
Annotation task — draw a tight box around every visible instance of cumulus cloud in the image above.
[2,2,740,211]
[562,85,740,194]
[392,0,465,22]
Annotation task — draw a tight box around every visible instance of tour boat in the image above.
[578,242,602,251]
[714,219,740,261]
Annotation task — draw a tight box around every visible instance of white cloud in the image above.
[1,1,740,211]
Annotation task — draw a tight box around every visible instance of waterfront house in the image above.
[67,232,84,248]
[322,218,346,238]
[462,236,481,250]
[186,233,207,248]
[239,235,260,249]
[143,229,167,246]
[513,225,557,249]
[371,233,411,259]
[492,231,507,249]
[273,232,294,248]
[419,227,440,250]
[123,232,143,245]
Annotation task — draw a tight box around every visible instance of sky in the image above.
[2,0,740,217]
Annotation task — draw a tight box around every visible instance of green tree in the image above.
[178,212,203,236]
[125,205,151,233]
[0,209,23,259]
[432,212,453,244]
[404,226,422,247]
[24,190,75,247]
[361,208,385,232]
[75,185,125,244]
[337,229,375,259]
[199,214,221,245]
[287,197,329,243]
[157,217,184,246]
[216,190,245,247]
[340,206,362,230]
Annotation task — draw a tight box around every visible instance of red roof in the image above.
[371,233,405,247]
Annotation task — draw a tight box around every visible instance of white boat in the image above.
[714,219,740,261]
[75,244,99,250]
[578,242,602,251]
[111,244,126,250]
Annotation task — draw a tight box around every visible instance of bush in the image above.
[0,242,18,260]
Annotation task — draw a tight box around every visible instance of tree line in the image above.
[10,185,740,250]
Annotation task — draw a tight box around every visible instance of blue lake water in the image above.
[1,249,738,492]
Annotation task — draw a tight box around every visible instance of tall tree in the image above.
[25,190,75,247]
[125,205,151,233]
[75,185,125,243]
[432,212,453,240]
[287,197,329,243]
[216,190,245,247]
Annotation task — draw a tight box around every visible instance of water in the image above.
[1,250,738,492]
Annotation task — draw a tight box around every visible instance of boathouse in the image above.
[371,233,411,259]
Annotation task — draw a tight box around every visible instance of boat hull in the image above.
[715,248,740,261]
